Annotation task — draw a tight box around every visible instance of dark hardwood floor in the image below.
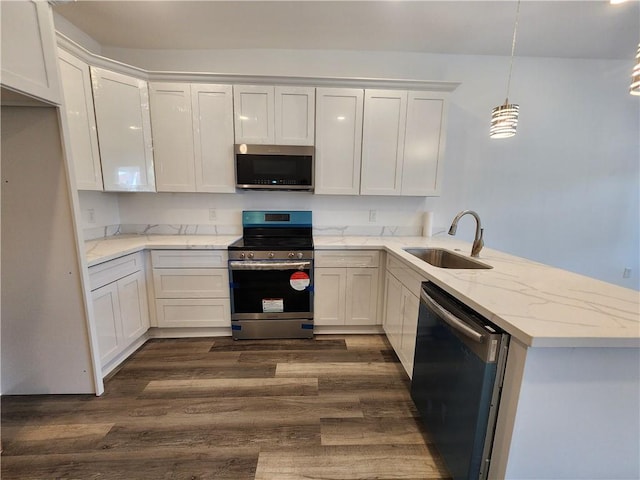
[1,335,450,479]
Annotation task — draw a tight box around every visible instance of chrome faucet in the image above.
[448,210,484,258]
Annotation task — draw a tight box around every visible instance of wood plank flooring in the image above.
[1,335,451,480]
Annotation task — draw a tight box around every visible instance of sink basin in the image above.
[404,248,493,270]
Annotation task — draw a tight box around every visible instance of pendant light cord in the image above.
[505,0,521,103]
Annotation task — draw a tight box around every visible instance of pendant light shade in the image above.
[631,43,640,96]
[490,0,521,139]
[490,102,519,139]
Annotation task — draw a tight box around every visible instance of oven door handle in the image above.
[229,260,312,271]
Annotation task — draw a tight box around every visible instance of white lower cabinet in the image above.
[383,254,426,377]
[383,272,403,350]
[314,251,380,326]
[89,252,150,372]
[92,282,121,366]
[151,250,230,328]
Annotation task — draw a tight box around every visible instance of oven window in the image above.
[230,268,312,314]
[236,155,312,185]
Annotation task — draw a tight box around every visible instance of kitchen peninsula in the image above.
[84,232,639,480]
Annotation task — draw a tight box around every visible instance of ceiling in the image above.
[54,1,640,60]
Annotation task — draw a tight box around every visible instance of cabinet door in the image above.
[191,84,235,192]
[91,282,122,365]
[149,82,196,192]
[315,88,364,195]
[153,268,229,298]
[91,67,156,192]
[314,268,347,326]
[117,270,150,345]
[383,272,403,353]
[155,298,231,328]
[275,86,315,145]
[346,268,379,325]
[233,85,274,144]
[151,250,227,268]
[361,90,407,196]
[402,92,447,196]
[58,49,103,190]
[400,290,419,377]
[0,1,60,104]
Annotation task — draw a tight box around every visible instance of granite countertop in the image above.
[84,234,640,349]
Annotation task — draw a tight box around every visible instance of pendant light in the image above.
[490,0,521,139]
[631,43,640,96]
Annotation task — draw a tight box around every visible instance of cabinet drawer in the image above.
[315,250,380,268]
[386,254,426,296]
[155,298,231,328]
[151,249,227,268]
[89,252,144,291]
[153,268,229,298]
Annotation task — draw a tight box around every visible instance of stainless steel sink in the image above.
[404,248,493,269]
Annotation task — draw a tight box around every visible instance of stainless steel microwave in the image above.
[235,144,314,191]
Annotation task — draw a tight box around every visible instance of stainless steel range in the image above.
[228,211,314,339]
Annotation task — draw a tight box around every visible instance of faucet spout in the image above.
[448,210,484,258]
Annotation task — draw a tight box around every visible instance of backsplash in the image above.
[79,191,439,241]
[82,223,432,241]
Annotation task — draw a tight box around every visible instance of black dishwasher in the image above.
[411,282,510,480]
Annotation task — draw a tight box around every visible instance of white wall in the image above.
[67,41,639,289]
[77,190,121,237]
[1,106,95,394]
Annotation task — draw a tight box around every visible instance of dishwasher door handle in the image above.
[420,289,484,343]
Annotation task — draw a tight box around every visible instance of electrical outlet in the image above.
[369,210,377,222]
[623,268,632,279]
[209,208,217,221]
[87,208,96,224]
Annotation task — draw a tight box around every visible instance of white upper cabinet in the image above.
[58,50,103,191]
[148,82,235,193]
[274,86,315,145]
[1,1,60,105]
[402,92,448,196]
[233,85,314,145]
[361,89,448,197]
[361,89,407,196]
[149,82,196,192]
[91,67,156,192]
[233,85,273,144]
[191,84,235,193]
[314,88,364,195]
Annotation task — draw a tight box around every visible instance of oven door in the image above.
[228,259,314,338]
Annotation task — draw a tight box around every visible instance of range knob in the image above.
[239,252,245,259]
[288,252,296,258]
[268,252,275,259]
[296,252,304,259]
[247,252,254,259]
